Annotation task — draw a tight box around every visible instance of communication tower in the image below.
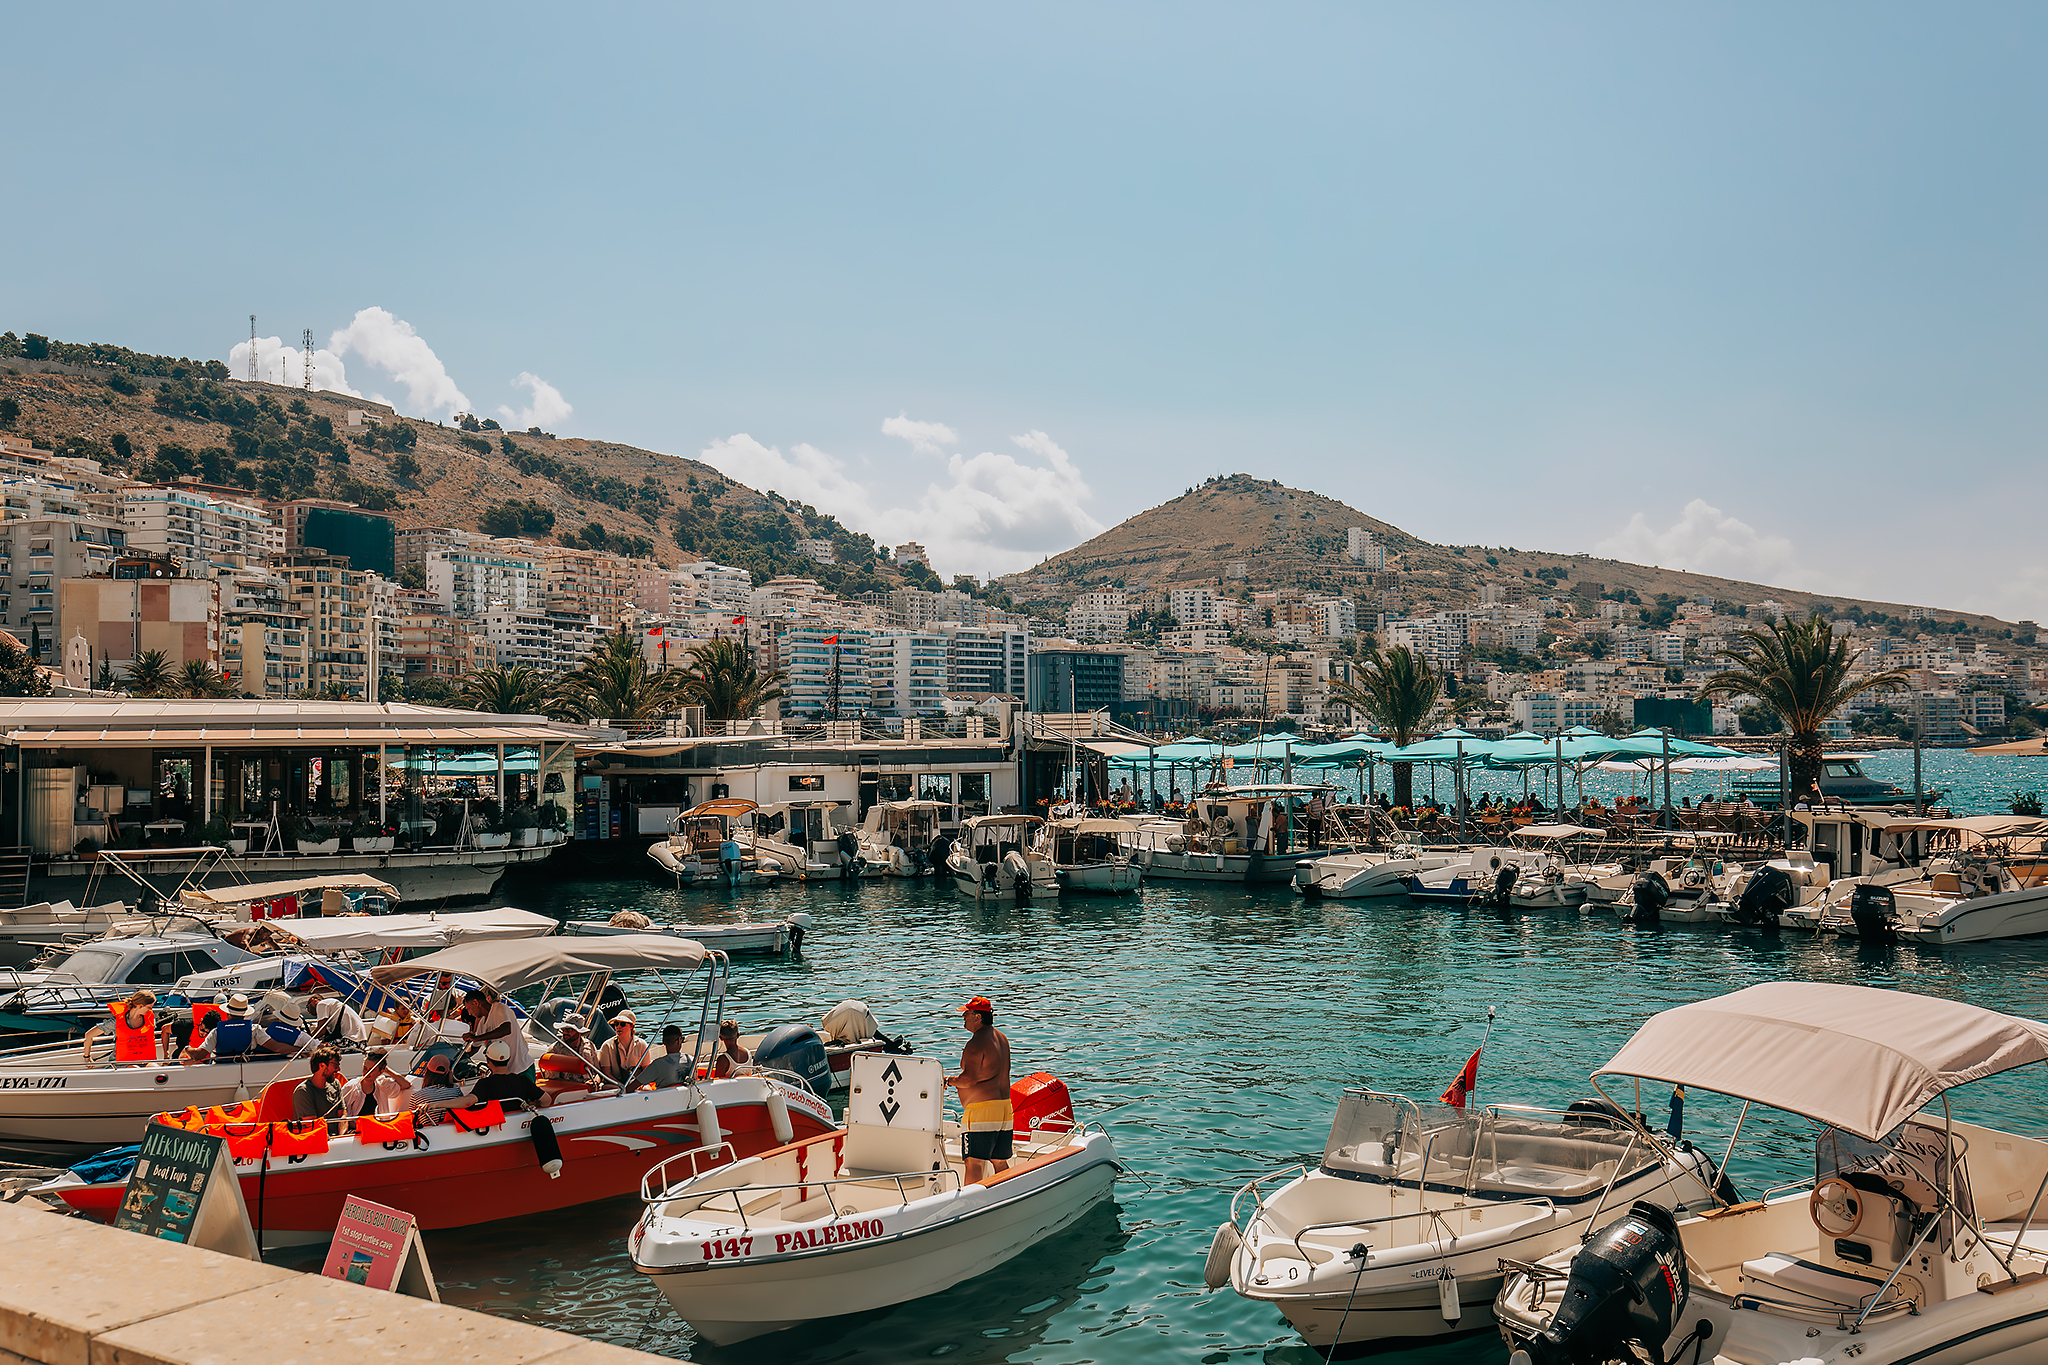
[302,329,314,390]
[248,316,257,381]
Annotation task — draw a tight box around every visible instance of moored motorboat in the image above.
[1495,983,2048,1365]
[33,934,836,1244]
[1038,817,1143,894]
[1813,815,2048,943]
[632,1054,1118,1343]
[1295,848,1459,898]
[746,801,884,879]
[0,900,134,969]
[648,800,784,886]
[944,814,1059,903]
[1132,784,1354,884]
[566,910,811,955]
[857,799,949,876]
[1211,1088,1722,1349]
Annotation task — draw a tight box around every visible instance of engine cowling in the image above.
[1849,883,1899,943]
[1522,1202,1692,1365]
[1730,864,1795,926]
[1629,871,1670,923]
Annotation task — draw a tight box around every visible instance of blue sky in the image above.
[7,6,2044,618]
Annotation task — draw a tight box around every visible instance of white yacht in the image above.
[1815,814,2048,943]
[944,814,1058,903]
[1036,817,1142,894]
[1295,848,1459,899]
[745,801,882,880]
[1211,1089,1722,1349]
[647,800,783,886]
[1496,982,2048,1365]
[857,800,949,877]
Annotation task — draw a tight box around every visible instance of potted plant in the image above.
[472,799,511,849]
[507,802,541,847]
[291,812,341,855]
[352,812,396,853]
[539,802,568,844]
[199,815,234,854]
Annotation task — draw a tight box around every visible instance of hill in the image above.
[1002,472,2041,649]
[0,334,921,599]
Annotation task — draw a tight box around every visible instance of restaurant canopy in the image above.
[1599,981,2048,1141]
[0,698,591,748]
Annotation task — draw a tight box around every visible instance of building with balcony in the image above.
[286,552,369,697]
[866,632,950,716]
[121,485,272,577]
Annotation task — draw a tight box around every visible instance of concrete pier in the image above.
[0,1198,663,1365]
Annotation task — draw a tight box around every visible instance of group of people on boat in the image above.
[78,985,372,1067]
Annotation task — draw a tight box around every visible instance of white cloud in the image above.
[880,413,958,457]
[497,372,573,431]
[326,307,470,418]
[224,335,360,396]
[1594,499,1802,584]
[699,422,1105,577]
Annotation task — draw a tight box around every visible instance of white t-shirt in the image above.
[468,1000,529,1072]
[342,1071,413,1117]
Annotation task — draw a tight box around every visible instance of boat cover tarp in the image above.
[1598,981,2048,1140]
[181,874,400,907]
[369,934,708,993]
[1517,824,1606,840]
[271,907,556,952]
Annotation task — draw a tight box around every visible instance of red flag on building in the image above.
[646,625,663,636]
[732,615,747,625]
[825,635,838,644]
[1440,1048,1482,1108]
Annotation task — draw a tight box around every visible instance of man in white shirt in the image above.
[342,1046,414,1118]
[457,989,530,1075]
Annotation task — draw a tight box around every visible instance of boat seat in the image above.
[1488,1159,1619,1192]
[1930,872,1963,896]
[1738,1253,1888,1311]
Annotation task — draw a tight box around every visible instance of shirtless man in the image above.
[943,995,1012,1183]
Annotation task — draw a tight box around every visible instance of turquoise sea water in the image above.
[390,847,2048,1365]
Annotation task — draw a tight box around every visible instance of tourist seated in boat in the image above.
[709,1019,751,1079]
[256,993,319,1056]
[456,987,531,1077]
[537,1016,601,1098]
[79,988,157,1064]
[292,1045,347,1126]
[408,1052,469,1117]
[162,999,210,1063]
[308,991,368,1044]
[183,992,295,1064]
[342,1046,413,1119]
[632,1025,691,1088]
[596,1009,652,1081]
[470,1040,550,1109]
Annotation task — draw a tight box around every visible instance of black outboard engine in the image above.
[1629,871,1671,925]
[1522,1202,1699,1365]
[753,1023,832,1093]
[1849,883,1899,944]
[1729,865,1794,929]
[1486,863,1520,909]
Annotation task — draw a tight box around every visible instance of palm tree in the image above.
[1695,612,1911,800]
[456,664,555,715]
[674,638,788,724]
[123,649,176,697]
[1327,645,1441,808]
[176,659,235,699]
[556,627,684,723]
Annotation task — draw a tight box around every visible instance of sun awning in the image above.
[265,908,557,953]
[1072,739,1154,757]
[180,874,400,907]
[1518,823,1606,839]
[1598,982,2048,1140]
[368,934,708,994]
[1878,815,2048,839]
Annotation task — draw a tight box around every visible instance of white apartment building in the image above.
[1652,632,1688,665]
[1345,526,1386,570]
[482,606,603,673]
[394,526,489,575]
[1162,627,1234,651]
[935,622,1028,698]
[1170,586,1245,628]
[1511,690,1612,734]
[775,627,872,717]
[1385,612,1467,668]
[1064,590,1129,642]
[635,560,753,618]
[866,632,950,716]
[429,544,546,616]
[220,571,308,697]
[119,486,271,577]
[1306,595,1358,637]
[1151,649,1219,704]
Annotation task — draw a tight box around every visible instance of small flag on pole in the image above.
[1440,1048,1482,1108]
[825,635,838,644]
[732,615,747,625]
[647,625,663,636]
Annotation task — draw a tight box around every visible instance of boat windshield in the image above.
[46,947,124,981]
[1321,1091,1649,1197]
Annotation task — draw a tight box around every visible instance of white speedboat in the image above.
[746,801,884,880]
[1406,848,1542,906]
[1295,848,1458,899]
[565,912,812,955]
[1814,815,2048,944]
[1496,982,2048,1365]
[648,800,784,887]
[1131,785,1352,884]
[1212,1089,1723,1349]
[945,814,1059,903]
[1038,817,1143,894]
[0,900,134,969]
[857,800,949,877]
[633,1054,1118,1344]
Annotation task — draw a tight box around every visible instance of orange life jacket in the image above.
[153,1107,204,1131]
[190,1003,224,1042]
[537,1051,588,1087]
[110,1004,156,1062]
[271,1119,329,1157]
[207,1101,260,1127]
[354,1110,414,1144]
[220,1121,270,1160]
[447,1099,506,1133]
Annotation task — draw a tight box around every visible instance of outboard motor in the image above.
[1485,863,1520,909]
[1519,1202,1703,1365]
[1629,871,1670,925]
[1849,883,1899,944]
[1729,865,1794,929]
[1002,849,1033,903]
[753,1023,832,1093]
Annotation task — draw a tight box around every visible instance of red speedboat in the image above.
[39,934,835,1246]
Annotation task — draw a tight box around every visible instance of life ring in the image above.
[1810,1178,1864,1237]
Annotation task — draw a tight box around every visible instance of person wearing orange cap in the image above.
[944,995,1012,1182]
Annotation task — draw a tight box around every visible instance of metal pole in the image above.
[1913,703,1925,816]
[1780,739,1791,848]
[1661,729,1673,829]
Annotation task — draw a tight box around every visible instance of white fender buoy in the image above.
[1204,1222,1241,1290]
[1439,1267,1461,1321]
[695,1093,721,1149]
[764,1084,793,1145]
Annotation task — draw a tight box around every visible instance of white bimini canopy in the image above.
[270,907,556,953]
[1599,982,2048,1141]
[368,933,709,995]
[181,874,399,909]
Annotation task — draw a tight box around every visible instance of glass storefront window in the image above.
[959,772,991,818]
[877,774,913,803]
[917,773,954,805]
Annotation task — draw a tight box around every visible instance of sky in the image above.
[6,6,2044,618]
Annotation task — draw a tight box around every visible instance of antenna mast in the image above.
[302,329,314,390]
[248,316,257,381]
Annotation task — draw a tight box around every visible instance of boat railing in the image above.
[1229,1163,1309,1229]
[644,1160,967,1223]
[639,1142,739,1201]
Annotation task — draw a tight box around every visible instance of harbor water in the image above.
[380,746,2048,1365]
